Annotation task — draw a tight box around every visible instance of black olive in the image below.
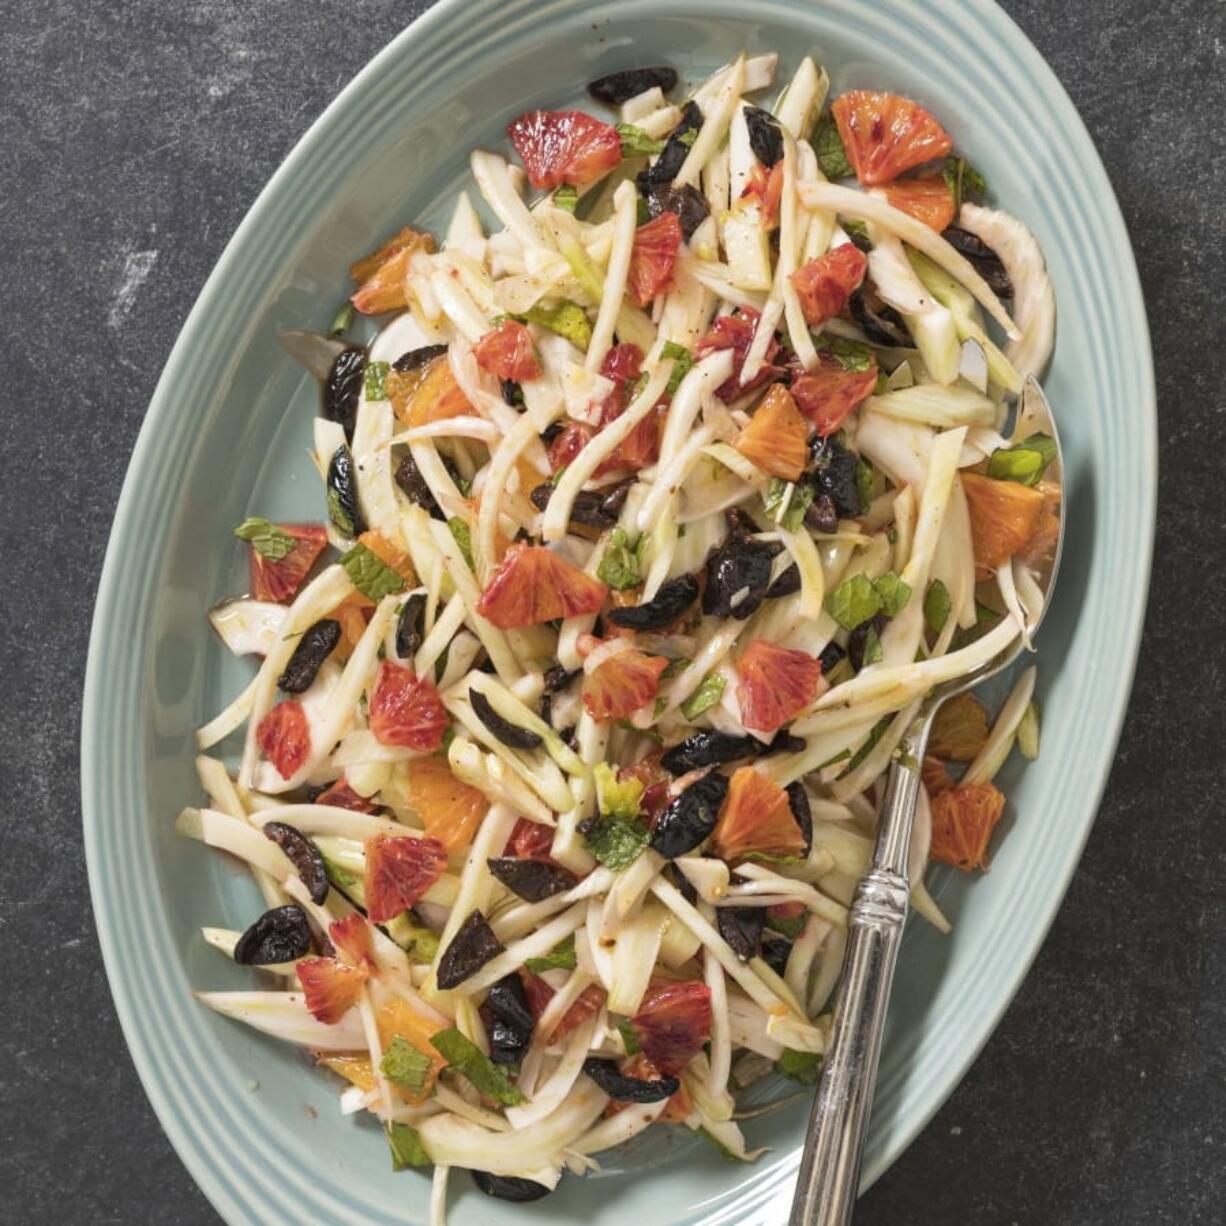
[470,688,543,750]
[277,619,341,694]
[582,1057,680,1102]
[599,479,634,520]
[544,665,580,693]
[323,347,365,441]
[325,444,366,538]
[541,420,564,446]
[500,378,525,407]
[262,822,330,903]
[940,226,1013,298]
[392,592,426,660]
[436,911,505,990]
[394,452,444,519]
[761,934,792,977]
[766,563,801,599]
[650,773,729,859]
[588,65,678,106]
[724,506,760,537]
[645,182,710,241]
[764,730,807,756]
[607,574,699,631]
[744,105,784,168]
[844,226,873,255]
[487,857,578,902]
[702,535,775,620]
[819,642,846,676]
[848,612,889,672]
[471,1171,553,1203]
[233,904,313,965]
[810,440,861,518]
[805,491,839,535]
[485,973,534,1065]
[849,289,910,347]
[529,484,622,532]
[393,343,448,372]
[785,781,813,854]
[636,101,703,190]
[661,730,760,775]
[669,861,698,905]
[717,905,765,961]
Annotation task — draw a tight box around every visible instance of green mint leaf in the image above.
[523,300,592,351]
[553,184,579,213]
[320,853,359,889]
[617,1018,642,1054]
[680,672,725,720]
[986,433,1057,487]
[814,333,874,373]
[661,341,695,394]
[923,579,951,635]
[447,517,474,570]
[813,114,853,179]
[636,196,651,226]
[825,572,882,630]
[385,915,440,962]
[775,1047,823,1085]
[233,517,296,561]
[617,122,666,158]
[872,571,912,617]
[581,810,650,871]
[364,360,390,400]
[839,217,870,246]
[340,542,407,601]
[386,1122,431,1170]
[845,715,891,772]
[381,1036,433,1095]
[942,156,988,212]
[597,527,643,591]
[329,302,354,337]
[524,934,577,974]
[855,456,876,510]
[660,656,691,680]
[594,762,645,820]
[430,1027,525,1105]
[763,478,816,532]
[862,624,883,665]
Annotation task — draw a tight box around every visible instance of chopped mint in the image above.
[660,656,691,680]
[386,1122,431,1170]
[380,1036,433,1095]
[825,572,882,630]
[524,934,577,974]
[617,123,665,158]
[986,433,1057,486]
[430,1028,525,1105]
[763,478,816,533]
[942,156,988,213]
[872,571,912,617]
[617,1018,642,1054]
[581,808,650,872]
[447,516,474,570]
[329,302,354,337]
[552,184,579,213]
[855,455,877,510]
[597,527,644,590]
[923,579,951,635]
[233,517,296,561]
[523,300,592,350]
[340,542,407,601]
[364,360,390,400]
[814,334,874,373]
[813,114,853,180]
[775,1047,823,1085]
[661,341,695,394]
[680,672,725,720]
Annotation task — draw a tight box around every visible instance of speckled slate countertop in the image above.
[1,1,1222,1222]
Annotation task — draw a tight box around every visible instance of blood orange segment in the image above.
[256,701,311,780]
[736,640,822,734]
[734,384,811,480]
[883,176,957,231]
[506,109,622,190]
[696,309,782,402]
[615,1054,693,1122]
[375,997,448,1103]
[248,523,327,604]
[1024,479,1062,566]
[296,957,368,1024]
[369,661,449,751]
[548,420,596,472]
[831,91,953,186]
[629,979,712,1076]
[363,833,448,922]
[473,319,542,381]
[929,782,1006,870]
[711,766,808,862]
[595,342,661,473]
[741,161,785,227]
[790,353,878,437]
[476,544,608,628]
[387,356,473,428]
[328,914,375,969]
[961,472,1047,572]
[408,755,489,853]
[552,984,607,1042]
[628,212,682,307]
[314,779,377,812]
[790,245,868,327]
[582,647,669,721]
[506,818,557,862]
[350,225,435,315]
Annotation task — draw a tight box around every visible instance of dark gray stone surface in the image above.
[0,1,1222,1222]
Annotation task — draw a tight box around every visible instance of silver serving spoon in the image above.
[789,376,1066,1226]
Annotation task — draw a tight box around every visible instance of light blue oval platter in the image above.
[81,0,1155,1222]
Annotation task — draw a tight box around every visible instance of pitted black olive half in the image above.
[471,1171,553,1202]
[436,911,504,990]
[277,619,341,694]
[588,65,678,106]
[486,857,578,903]
[395,592,427,659]
[233,904,313,965]
[582,1057,680,1102]
[650,773,730,859]
[702,535,775,620]
[470,688,543,750]
[717,905,765,961]
[607,575,699,631]
[263,822,329,904]
[323,347,365,441]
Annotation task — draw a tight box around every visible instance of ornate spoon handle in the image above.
[788,720,929,1226]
